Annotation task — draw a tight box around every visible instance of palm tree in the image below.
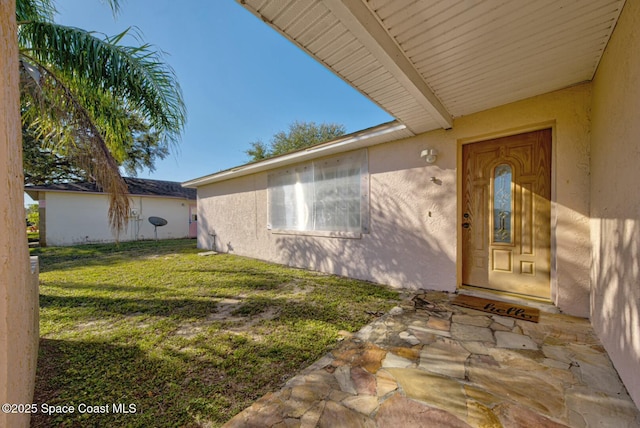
[17,0,186,234]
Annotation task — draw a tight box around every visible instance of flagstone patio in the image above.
[224,291,640,427]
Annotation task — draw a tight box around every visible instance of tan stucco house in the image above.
[183,0,640,408]
[26,178,197,246]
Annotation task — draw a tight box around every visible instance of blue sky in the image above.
[52,0,393,182]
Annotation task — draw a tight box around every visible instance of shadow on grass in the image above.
[42,282,169,295]
[32,240,400,426]
[39,292,384,331]
[171,268,292,290]
[32,338,207,428]
[31,239,198,272]
[39,294,219,319]
[31,329,339,428]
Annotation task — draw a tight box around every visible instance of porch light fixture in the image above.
[421,148,438,164]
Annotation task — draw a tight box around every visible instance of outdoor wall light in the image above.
[421,148,438,164]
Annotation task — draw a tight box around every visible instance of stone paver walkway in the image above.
[224,291,640,427]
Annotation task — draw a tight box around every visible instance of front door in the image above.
[461,129,551,300]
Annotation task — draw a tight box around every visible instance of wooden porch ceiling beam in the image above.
[324,0,453,130]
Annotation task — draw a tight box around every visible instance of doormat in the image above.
[451,294,540,323]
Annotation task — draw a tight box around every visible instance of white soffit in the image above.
[238,0,625,131]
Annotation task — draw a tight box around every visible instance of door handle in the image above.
[462,222,470,229]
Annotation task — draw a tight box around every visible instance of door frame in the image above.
[456,122,558,303]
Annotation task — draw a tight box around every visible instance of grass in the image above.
[30,239,399,427]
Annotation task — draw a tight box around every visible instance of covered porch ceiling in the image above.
[238,0,625,135]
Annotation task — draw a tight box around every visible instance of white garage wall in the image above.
[126,195,192,241]
[42,192,192,246]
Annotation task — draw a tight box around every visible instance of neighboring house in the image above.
[25,178,197,246]
[184,0,640,407]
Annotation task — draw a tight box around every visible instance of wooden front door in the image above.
[462,129,551,300]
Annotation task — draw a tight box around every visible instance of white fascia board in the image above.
[182,121,409,188]
[23,188,191,201]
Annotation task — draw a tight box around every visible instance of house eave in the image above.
[238,0,625,129]
[182,121,412,188]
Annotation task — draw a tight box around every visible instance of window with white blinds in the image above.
[267,150,369,234]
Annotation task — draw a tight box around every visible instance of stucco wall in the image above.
[42,192,193,246]
[197,146,458,290]
[589,0,640,408]
[1,3,39,426]
[197,175,266,253]
[197,83,592,316]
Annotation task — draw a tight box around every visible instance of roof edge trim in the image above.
[182,121,409,188]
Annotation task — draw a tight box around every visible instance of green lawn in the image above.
[30,239,399,427]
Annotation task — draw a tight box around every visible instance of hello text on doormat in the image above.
[452,294,540,323]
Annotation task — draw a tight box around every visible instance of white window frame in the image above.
[267,149,369,238]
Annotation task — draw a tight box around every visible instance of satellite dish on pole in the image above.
[148,216,168,241]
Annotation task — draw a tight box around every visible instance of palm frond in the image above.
[16,0,55,23]
[100,0,122,17]
[18,16,187,235]
[18,21,186,145]
[20,57,130,234]
[16,0,122,23]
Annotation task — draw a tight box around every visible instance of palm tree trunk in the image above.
[0,1,39,427]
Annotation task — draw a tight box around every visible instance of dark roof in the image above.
[25,178,196,200]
